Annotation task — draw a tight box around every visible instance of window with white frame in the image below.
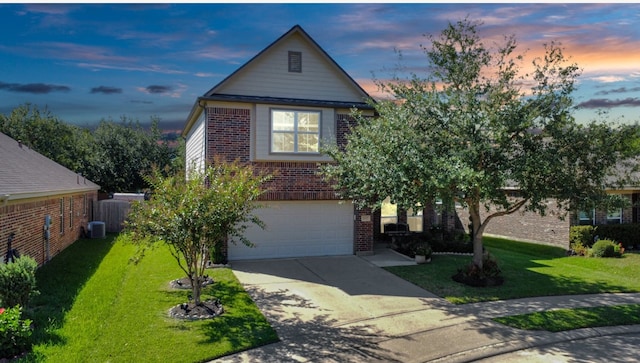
[271,109,320,153]
[59,198,64,234]
[578,209,595,225]
[607,208,622,224]
[69,196,73,229]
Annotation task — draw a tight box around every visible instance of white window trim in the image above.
[578,209,595,225]
[606,208,623,224]
[59,198,64,234]
[270,109,321,154]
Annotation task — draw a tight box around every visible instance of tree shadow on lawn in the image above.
[24,235,117,349]
[209,285,409,363]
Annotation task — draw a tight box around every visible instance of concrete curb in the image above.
[426,324,640,362]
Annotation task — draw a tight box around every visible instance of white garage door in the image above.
[228,200,354,260]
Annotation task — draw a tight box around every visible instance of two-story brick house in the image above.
[182,25,376,260]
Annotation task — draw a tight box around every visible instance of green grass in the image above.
[494,304,640,332]
[21,234,278,363]
[385,236,640,304]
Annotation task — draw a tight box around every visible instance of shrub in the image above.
[590,239,619,258]
[452,251,504,287]
[593,224,640,249]
[459,252,502,279]
[414,243,432,257]
[0,256,39,308]
[572,241,590,256]
[0,305,32,359]
[569,225,595,249]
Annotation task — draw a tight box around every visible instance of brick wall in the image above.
[455,200,570,249]
[205,107,373,255]
[206,107,251,162]
[570,193,635,226]
[0,191,98,266]
[354,207,373,255]
[255,161,338,200]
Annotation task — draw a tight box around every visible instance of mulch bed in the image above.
[169,276,214,290]
[452,271,504,287]
[168,299,224,320]
[167,276,223,320]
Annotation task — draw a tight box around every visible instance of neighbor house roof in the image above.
[0,132,100,202]
[183,24,374,137]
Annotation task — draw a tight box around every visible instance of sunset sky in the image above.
[1,2,639,131]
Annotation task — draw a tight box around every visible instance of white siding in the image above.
[217,33,365,103]
[253,104,334,162]
[184,113,205,176]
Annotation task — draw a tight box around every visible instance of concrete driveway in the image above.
[215,255,477,362]
[214,254,640,363]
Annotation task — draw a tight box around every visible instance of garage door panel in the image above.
[229,201,354,260]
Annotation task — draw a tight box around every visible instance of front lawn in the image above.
[21,234,278,362]
[385,236,640,304]
[494,304,640,332]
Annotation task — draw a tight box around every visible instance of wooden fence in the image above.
[92,199,132,233]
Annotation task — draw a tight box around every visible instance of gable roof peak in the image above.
[202,24,371,100]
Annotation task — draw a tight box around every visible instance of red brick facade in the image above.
[0,191,98,266]
[206,107,251,163]
[205,106,372,254]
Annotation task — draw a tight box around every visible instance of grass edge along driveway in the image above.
[22,234,278,363]
[385,237,640,331]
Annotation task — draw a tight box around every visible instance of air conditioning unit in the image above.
[88,221,106,239]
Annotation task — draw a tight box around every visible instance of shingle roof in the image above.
[0,132,100,201]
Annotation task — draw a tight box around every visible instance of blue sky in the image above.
[1,3,640,131]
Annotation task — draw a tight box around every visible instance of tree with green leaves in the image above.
[1,105,180,193]
[124,158,269,306]
[322,19,640,270]
[88,116,176,192]
[0,104,93,172]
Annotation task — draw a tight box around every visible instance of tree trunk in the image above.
[468,199,485,269]
[190,274,202,306]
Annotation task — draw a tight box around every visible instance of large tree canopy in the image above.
[322,19,640,268]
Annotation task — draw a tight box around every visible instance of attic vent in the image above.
[288,51,302,73]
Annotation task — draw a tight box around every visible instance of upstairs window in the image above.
[288,51,302,72]
[271,110,320,153]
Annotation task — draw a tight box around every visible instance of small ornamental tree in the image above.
[322,19,640,271]
[125,158,269,306]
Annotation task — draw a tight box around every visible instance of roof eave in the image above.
[181,98,206,137]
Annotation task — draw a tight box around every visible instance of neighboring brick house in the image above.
[454,188,640,250]
[0,132,100,266]
[182,25,376,260]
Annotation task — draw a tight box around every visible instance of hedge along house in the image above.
[0,132,100,266]
[182,25,379,260]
